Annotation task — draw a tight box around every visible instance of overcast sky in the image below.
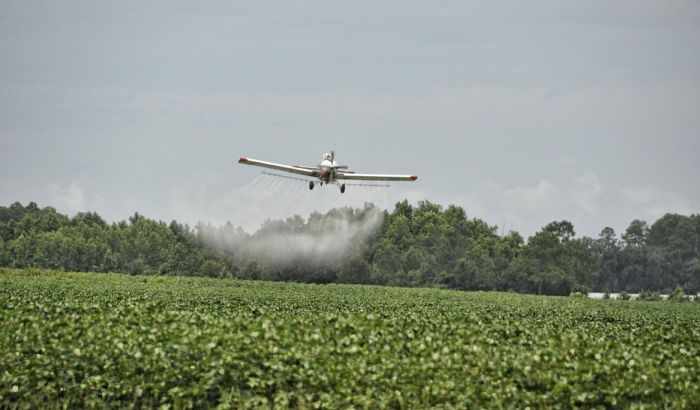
[1,1,699,237]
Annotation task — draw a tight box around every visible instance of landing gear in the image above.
[309,181,315,190]
[340,184,345,194]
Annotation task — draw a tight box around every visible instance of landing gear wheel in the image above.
[309,181,315,190]
[340,184,346,194]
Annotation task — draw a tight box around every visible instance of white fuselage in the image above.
[319,158,338,183]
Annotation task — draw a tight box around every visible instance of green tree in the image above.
[510,221,595,295]
[593,227,622,292]
[647,214,698,291]
[622,219,649,247]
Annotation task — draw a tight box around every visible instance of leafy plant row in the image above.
[2,268,699,408]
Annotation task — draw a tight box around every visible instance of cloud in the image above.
[48,182,103,215]
[622,186,693,220]
[571,171,602,213]
[447,173,606,237]
[442,179,565,237]
[48,182,86,213]
[503,180,558,213]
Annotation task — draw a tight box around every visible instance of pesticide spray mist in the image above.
[200,205,384,268]
[188,173,390,270]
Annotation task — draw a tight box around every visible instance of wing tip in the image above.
[239,157,248,163]
[410,175,418,181]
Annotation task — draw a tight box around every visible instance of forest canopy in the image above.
[1,201,698,295]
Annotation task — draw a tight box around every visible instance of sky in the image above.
[1,0,699,238]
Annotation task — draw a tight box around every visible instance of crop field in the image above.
[1,269,699,408]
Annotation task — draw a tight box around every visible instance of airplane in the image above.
[238,151,417,193]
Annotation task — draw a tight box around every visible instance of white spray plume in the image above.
[199,204,384,267]
[170,172,393,234]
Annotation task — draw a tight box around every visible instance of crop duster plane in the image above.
[238,151,417,193]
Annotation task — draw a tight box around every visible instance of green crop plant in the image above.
[1,269,699,408]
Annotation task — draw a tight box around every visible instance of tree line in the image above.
[1,201,698,295]
[0,202,229,278]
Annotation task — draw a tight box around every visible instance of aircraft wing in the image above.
[238,157,318,178]
[337,171,418,182]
